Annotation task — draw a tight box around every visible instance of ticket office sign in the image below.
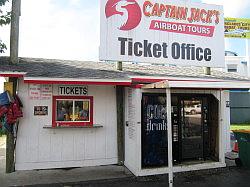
[100,0,225,68]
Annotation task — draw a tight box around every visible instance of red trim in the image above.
[0,74,24,78]
[131,84,144,88]
[132,78,165,83]
[24,79,131,86]
[131,85,240,90]
[131,78,226,84]
[171,87,223,90]
[173,88,246,90]
[52,96,94,127]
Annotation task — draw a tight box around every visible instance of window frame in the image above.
[227,64,238,73]
[52,96,93,127]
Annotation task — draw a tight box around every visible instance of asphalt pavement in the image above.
[1,135,250,187]
[27,166,250,187]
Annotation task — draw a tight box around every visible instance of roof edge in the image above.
[23,77,132,86]
[0,72,26,78]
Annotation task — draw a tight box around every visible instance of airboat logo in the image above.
[105,0,142,31]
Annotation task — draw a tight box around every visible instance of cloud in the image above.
[69,0,81,6]
[0,1,11,56]
[202,0,250,17]
[202,0,250,55]
[18,0,100,61]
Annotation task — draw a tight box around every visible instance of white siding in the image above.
[124,88,141,175]
[15,80,118,170]
[222,91,231,153]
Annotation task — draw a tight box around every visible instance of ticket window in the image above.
[52,96,93,127]
[56,100,90,122]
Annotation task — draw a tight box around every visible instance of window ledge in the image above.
[43,124,103,129]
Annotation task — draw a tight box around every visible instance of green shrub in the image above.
[231,124,250,131]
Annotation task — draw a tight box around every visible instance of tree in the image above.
[0,0,11,53]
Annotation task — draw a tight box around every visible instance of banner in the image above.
[100,0,225,67]
[224,17,250,39]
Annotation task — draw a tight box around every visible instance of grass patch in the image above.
[231,124,250,131]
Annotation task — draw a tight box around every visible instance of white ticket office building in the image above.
[1,57,250,176]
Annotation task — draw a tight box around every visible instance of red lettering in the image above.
[193,9,201,22]
[206,10,214,23]
[151,3,159,17]
[169,6,177,19]
[187,8,196,23]
[159,4,166,17]
[214,10,220,24]
[143,1,153,17]
[200,9,207,23]
[165,5,171,18]
[178,7,188,20]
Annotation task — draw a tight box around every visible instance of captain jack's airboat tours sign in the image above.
[100,0,225,68]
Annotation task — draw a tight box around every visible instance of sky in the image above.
[0,0,250,61]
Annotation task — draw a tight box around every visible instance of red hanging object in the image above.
[1,94,23,126]
[6,104,17,125]
[12,101,23,118]
[0,106,8,118]
[14,95,23,108]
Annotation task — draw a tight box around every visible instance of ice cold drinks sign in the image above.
[100,0,225,67]
[146,104,167,131]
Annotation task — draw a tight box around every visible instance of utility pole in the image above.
[10,0,21,64]
[116,85,124,165]
[6,0,21,173]
[166,88,173,187]
[5,78,17,173]
[116,60,124,165]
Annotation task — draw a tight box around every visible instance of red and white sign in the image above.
[29,84,41,100]
[100,0,225,67]
[29,84,52,100]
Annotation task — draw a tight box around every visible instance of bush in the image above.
[231,124,250,131]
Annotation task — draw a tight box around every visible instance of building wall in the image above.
[230,92,250,124]
[124,88,229,176]
[221,91,231,153]
[223,56,248,77]
[124,88,141,175]
[15,80,118,170]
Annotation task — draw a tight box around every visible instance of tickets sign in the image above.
[100,0,225,67]
[58,85,88,96]
[224,17,250,39]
